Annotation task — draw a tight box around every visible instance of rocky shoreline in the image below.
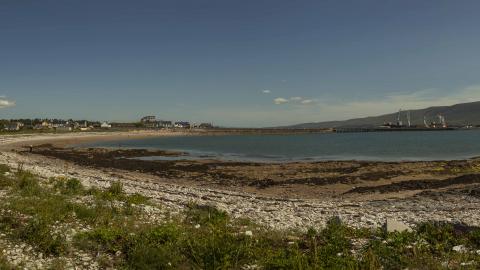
[1,133,480,230]
[1,132,480,269]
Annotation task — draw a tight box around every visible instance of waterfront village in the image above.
[0,116,215,132]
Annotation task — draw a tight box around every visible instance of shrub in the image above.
[75,227,128,254]
[72,203,97,221]
[314,219,358,269]
[0,164,10,174]
[469,229,480,248]
[362,234,412,269]
[107,182,124,197]
[14,172,41,196]
[261,245,310,270]
[125,193,149,205]
[0,164,12,189]
[67,178,84,193]
[87,182,149,207]
[185,203,229,226]
[0,215,22,232]
[124,225,182,269]
[417,222,461,254]
[7,193,75,223]
[74,200,121,226]
[56,178,85,195]
[126,244,178,269]
[94,181,131,202]
[15,218,67,256]
[181,205,255,269]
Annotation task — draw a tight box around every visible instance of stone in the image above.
[81,256,91,262]
[384,219,412,233]
[245,231,253,237]
[452,245,467,253]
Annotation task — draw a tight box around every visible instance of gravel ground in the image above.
[1,149,480,231]
[2,133,480,269]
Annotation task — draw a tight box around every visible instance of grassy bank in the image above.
[0,164,479,269]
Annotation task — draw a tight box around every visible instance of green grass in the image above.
[0,164,479,269]
[72,206,480,269]
[86,181,150,205]
[52,178,85,195]
[0,165,12,190]
[0,172,149,257]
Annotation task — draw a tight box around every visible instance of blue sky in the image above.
[1,0,480,127]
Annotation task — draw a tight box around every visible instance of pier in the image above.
[334,127,456,133]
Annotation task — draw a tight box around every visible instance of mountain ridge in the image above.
[281,101,480,129]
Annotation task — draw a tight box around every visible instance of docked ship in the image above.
[377,110,454,131]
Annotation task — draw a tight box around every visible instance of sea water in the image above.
[80,130,480,162]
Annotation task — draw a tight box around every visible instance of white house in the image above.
[101,122,112,129]
[174,121,190,128]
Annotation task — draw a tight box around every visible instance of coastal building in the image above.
[159,120,173,128]
[144,122,159,128]
[5,122,24,131]
[141,116,156,123]
[141,116,159,128]
[41,121,52,129]
[174,121,190,128]
[100,122,112,129]
[33,121,51,130]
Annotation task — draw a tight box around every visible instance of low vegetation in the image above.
[0,164,479,269]
[0,252,14,270]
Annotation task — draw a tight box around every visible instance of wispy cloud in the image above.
[274,97,289,105]
[274,96,317,105]
[262,89,271,94]
[0,97,15,108]
[301,99,315,105]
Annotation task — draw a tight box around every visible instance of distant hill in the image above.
[283,101,480,129]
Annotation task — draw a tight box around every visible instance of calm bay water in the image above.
[82,130,480,162]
